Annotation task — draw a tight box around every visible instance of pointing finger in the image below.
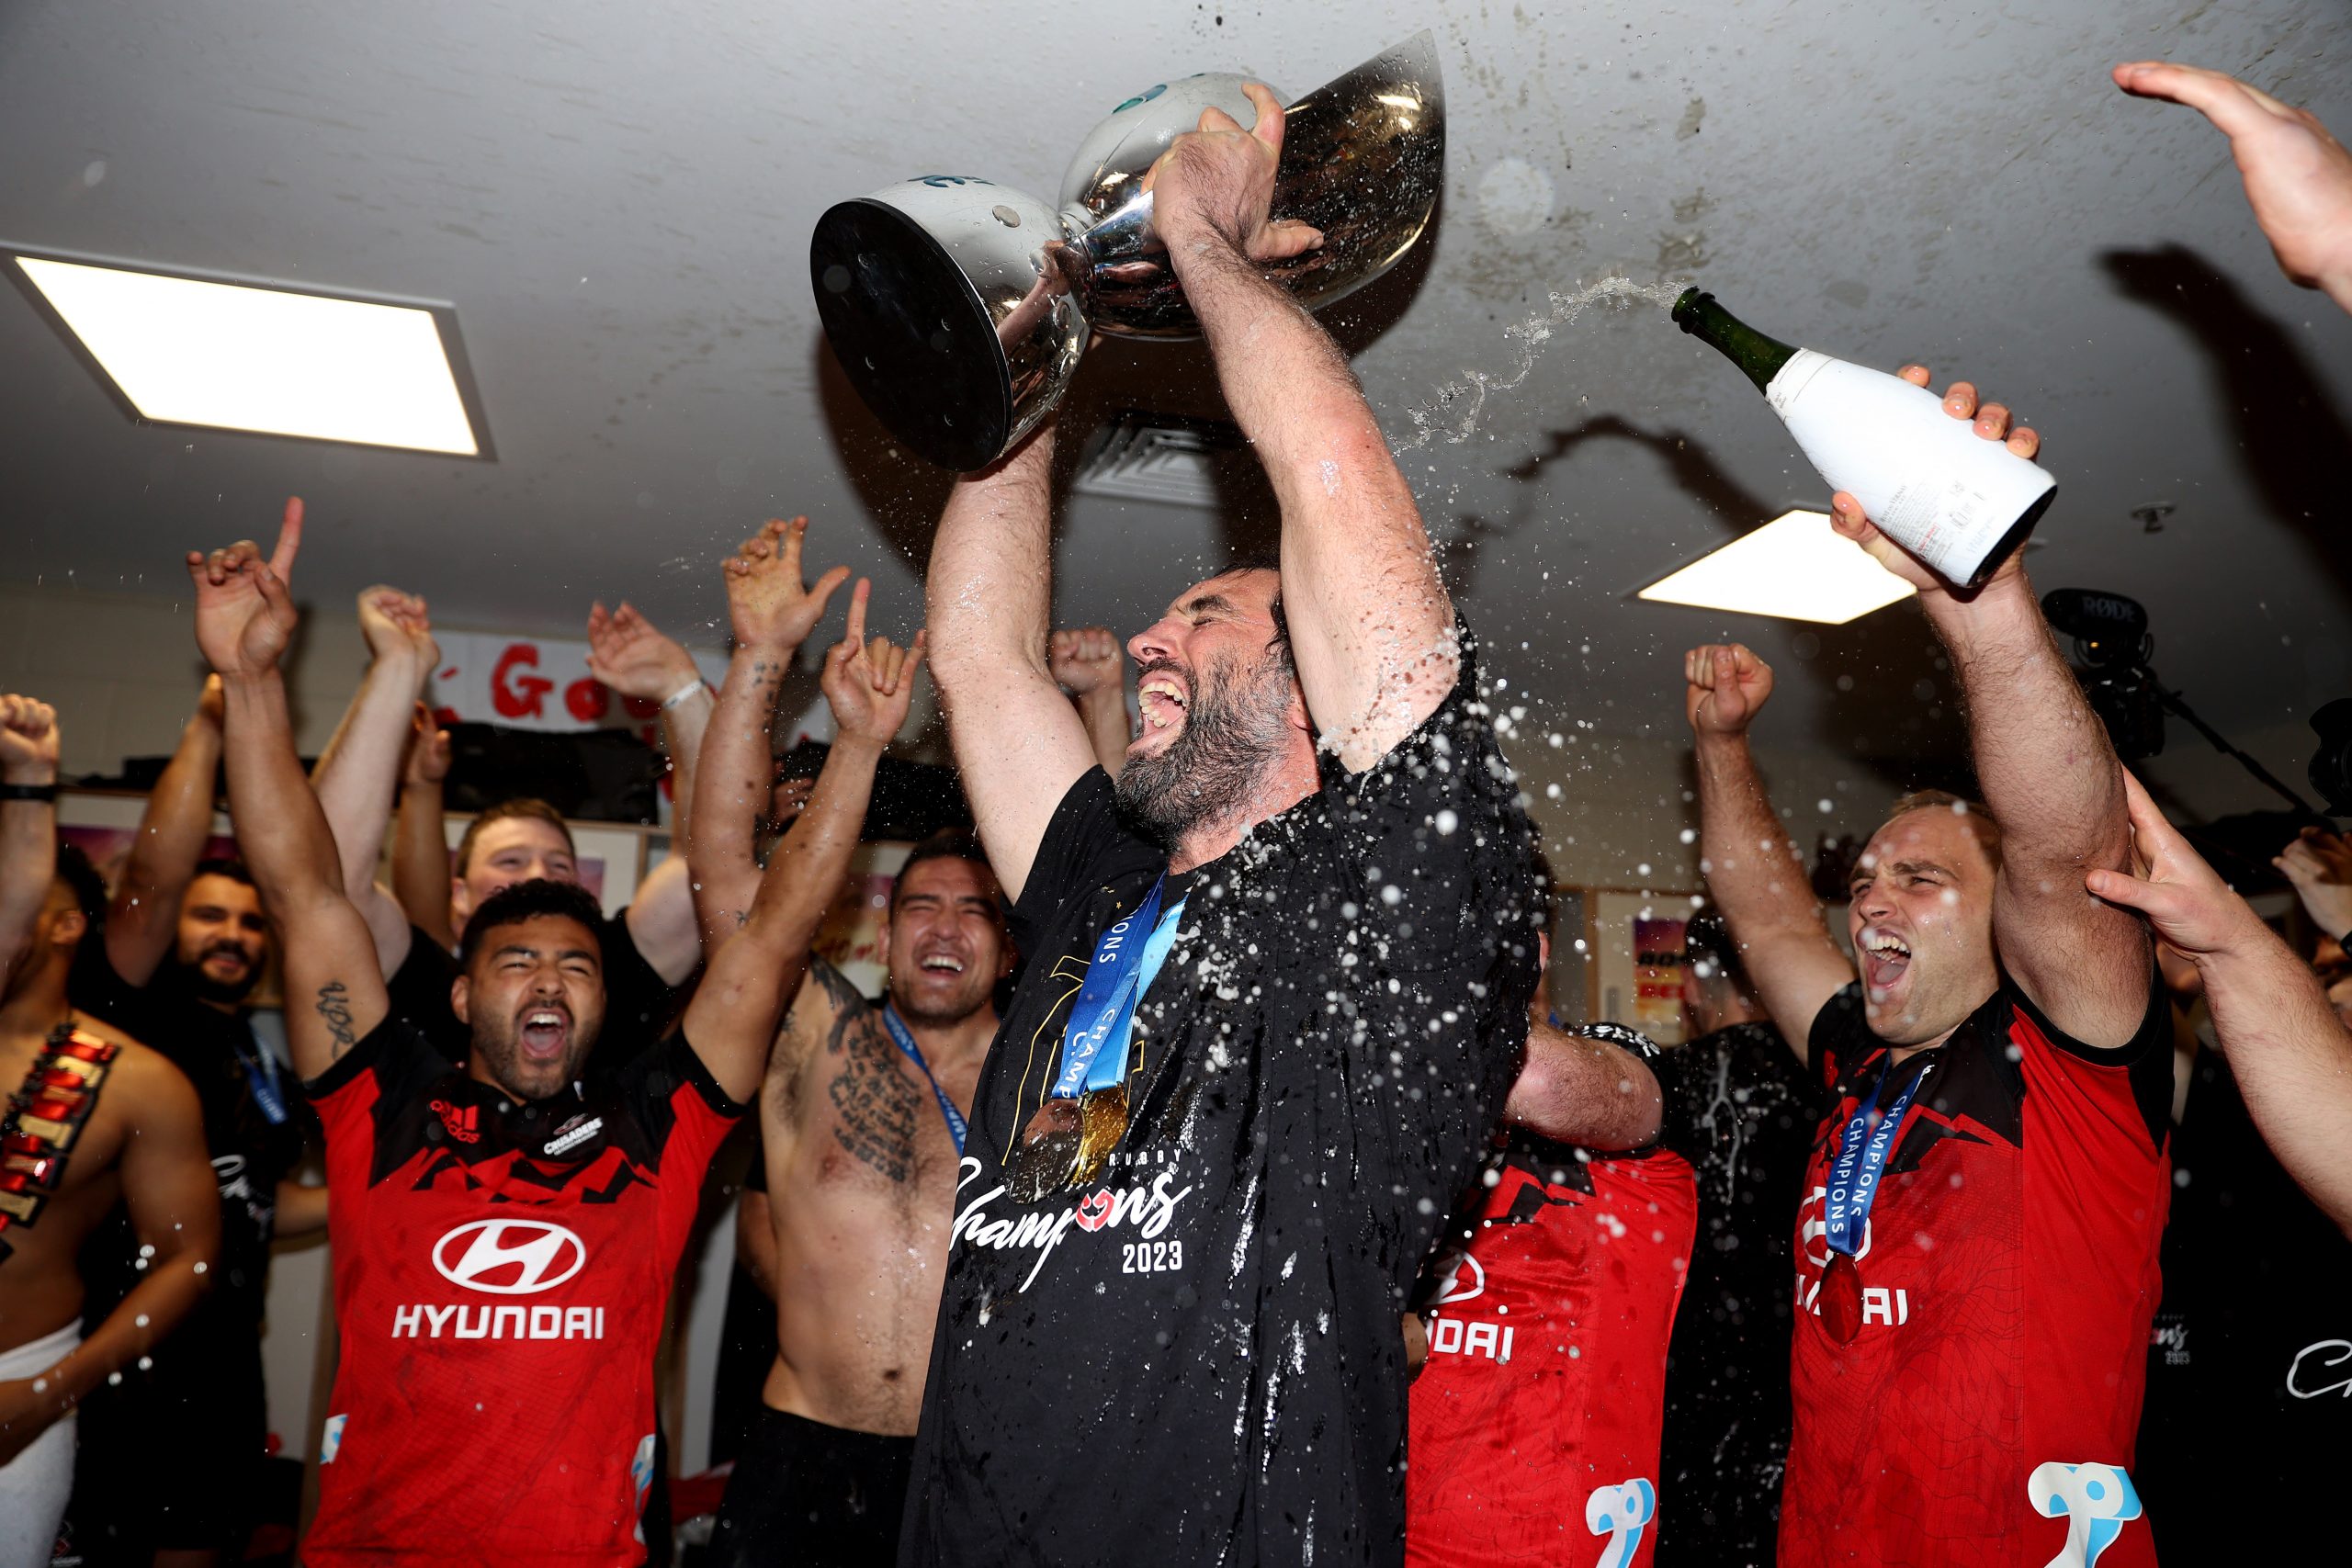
[842,578,871,649]
[269,497,304,581]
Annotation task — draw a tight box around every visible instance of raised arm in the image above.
[1686,644,1853,1059]
[1150,85,1453,769]
[1506,1021,1664,1152]
[2114,62,2352,313]
[0,1048,220,1465]
[192,506,389,1080]
[1051,626,1131,777]
[923,430,1093,902]
[688,516,848,930]
[391,704,457,952]
[1829,374,2150,1048]
[586,600,712,852]
[105,676,225,987]
[0,695,61,991]
[2089,773,2352,1234]
[311,586,438,976]
[684,579,921,1104]
[2276,827,2352,947]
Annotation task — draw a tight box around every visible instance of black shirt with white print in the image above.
[900,638,1543,1568]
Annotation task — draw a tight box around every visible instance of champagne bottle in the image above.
[1672,288,2055,590]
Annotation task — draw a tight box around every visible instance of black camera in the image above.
[2041,589,2165,761]
[2311,700,2352,816]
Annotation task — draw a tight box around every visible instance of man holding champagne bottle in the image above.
[1686,382,2173,1567]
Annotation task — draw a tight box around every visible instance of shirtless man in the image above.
[691,520,972,1568]
[0,694,220,1567]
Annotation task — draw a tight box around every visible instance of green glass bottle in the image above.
[1670,288,1795,393]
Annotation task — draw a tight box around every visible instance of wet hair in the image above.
[55,841,108,926]
[1681,908,1747,992]
[455,799,577,877]
[458,878,606,971]
[1884,789,2003,868]
[890,829,999,914]
[191,856,255,889]
[1207,554,1294,678]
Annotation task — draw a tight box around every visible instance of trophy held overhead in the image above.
[809,31,1446,471]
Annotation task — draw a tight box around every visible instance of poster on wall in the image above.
[1589,888,1700,1046]
[425,629,832,745]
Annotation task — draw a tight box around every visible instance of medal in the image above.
[1009,875,1186,1199]
[1009,1100,1082,1203]
[1815,1052,1930,1346]
[1819,1253,1864,1345]
[1072,1084,1129,1186]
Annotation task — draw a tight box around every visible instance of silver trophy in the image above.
[810,32,1445,470]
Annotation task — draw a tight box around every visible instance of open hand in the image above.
[1826,368,2041,592]
[1144,83,1324,262]
[1050,626,1123,696]
[0,694,60,784]
[587,601,699,703]
[2086,772,2268,961]
[188,497,302,680]
[358,585,437,672]
[2115,62,2352,308]
[2276,826,2352,938]
[1684,644,1773,739]
[821,580,926,747]
[723,517,852,653]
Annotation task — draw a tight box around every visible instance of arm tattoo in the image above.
[315,980,357,1058]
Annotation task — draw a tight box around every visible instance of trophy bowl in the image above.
[810,32,1445,471]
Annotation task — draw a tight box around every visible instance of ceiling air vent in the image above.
[1073,412,1244,509]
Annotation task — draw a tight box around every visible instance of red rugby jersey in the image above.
[1780,978,2171,1568]
[1409,1134,1699,1568]
[301,1019,742,1565]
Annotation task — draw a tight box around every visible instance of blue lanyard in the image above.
[234,1036,288,1126]
[1822,1054,1930,1260]
[880,1005,967,1155]
[1051,875,1189,1100]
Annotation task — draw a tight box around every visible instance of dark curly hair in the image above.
[55,841,108,926]
[458,878,607,972]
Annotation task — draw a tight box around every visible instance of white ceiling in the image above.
[4,0,2350,772]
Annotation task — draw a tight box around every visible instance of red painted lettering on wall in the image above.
[492,644,555,719]
[563,678,610,723]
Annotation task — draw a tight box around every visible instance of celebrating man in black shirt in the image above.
[906,86,1543,1567]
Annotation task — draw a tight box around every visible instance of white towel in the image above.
[0,1320,81,1568]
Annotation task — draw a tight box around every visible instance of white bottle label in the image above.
[1766,348,2056,586]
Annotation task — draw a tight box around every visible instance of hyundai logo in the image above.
[1427,1250,1486,1306]
[432,1218,587,1295]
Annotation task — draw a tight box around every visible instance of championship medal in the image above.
[1071,1084,1129,1186]
[1009,1100,1082,1204]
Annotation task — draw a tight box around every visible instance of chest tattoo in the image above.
[826,1010,922,1183]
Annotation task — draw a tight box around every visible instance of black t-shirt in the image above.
[901,651,1544,1568]
[384,908,678,1080]
[2136,1043,2352,1562]
[1653,1019,1823,1567]
[66,940,306,1325]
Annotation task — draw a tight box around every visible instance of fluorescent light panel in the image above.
[10,252,484,457]
[1639,509,1916,625]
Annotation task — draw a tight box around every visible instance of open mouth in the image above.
[1860,928,1912,995]
[1136,675,1189,732]
[517,1007,571,1062]
[917,952,967,977]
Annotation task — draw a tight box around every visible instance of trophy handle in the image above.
[1072,29,1446,340]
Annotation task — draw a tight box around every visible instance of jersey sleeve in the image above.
[1325,623,1544,984]
[616,1030,752,1184]
[382,924,468,1065]
[1807,982,1870,1092]
[601,909,683,1041]
[2006,968,2175,1151]
[1007,769,1146,958]
[300,1015,452,1177]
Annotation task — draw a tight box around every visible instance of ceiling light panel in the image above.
[8,249,489,457]
[1638,509,1916,625]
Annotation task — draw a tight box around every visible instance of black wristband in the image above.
[0,783,58,803]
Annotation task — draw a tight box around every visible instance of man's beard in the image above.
[1114,653,1295,848]
[179,943,261,1006]
[471,1014,599,1101]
